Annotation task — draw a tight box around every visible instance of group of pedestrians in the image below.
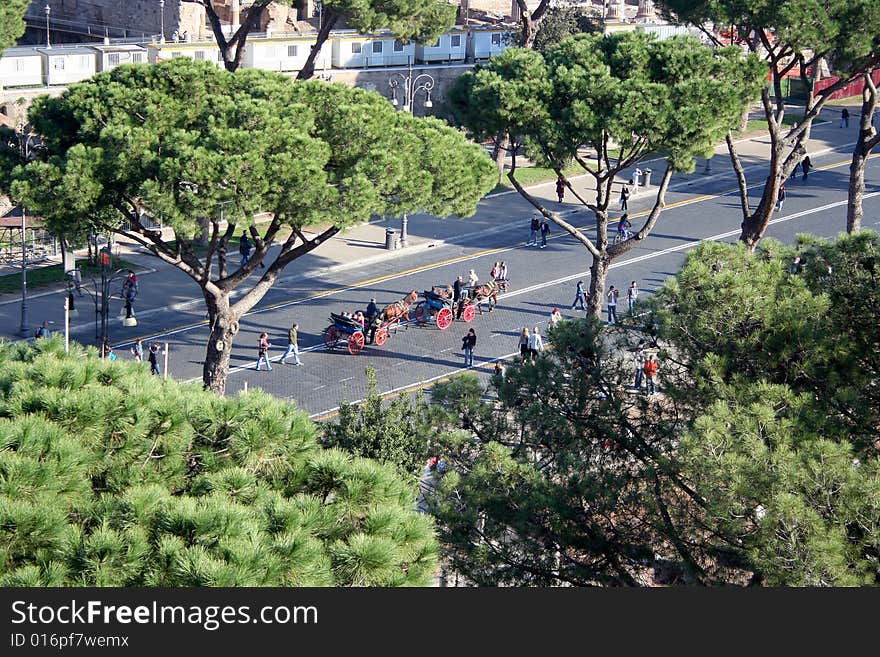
[254,322,302,371]
[517,326,545,363]
[128,338,163,376]
[631,341,660,394]
[526,213,551,248]
[570,280,638,323]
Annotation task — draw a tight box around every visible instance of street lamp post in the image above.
[388,60,434,248]
[44,5,51,49]
[18,208,29,337]
[159,0,166,44]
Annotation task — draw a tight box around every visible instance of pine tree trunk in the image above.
[847,76,879,234]
[586,256,609,321]
[847,144,868,234]
[739,196,775,253]
[202,293,240,395]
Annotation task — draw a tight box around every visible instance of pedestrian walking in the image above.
[619,184,630,211]
[256,332,272,371]
[280,323,302,365]
[801,155,812,182]
[148,343,161,376]
[571,280,586,311]
[130,338,144,361]
[606,285,619,325]
[630,168,642,191]
[776,183,786,212]
[528,325,544,361]
[840,107,849,128]
[539,219,550,249]
[461,328,476,367]
[626,280,639,316]
[498,261,508,282]
[491,261,501,280]
[518,327,530,360]
[239,234,252,267]
[549,307,562,328]
[555,177,566,203]
[643,354,659,394]
[527,213,540,246]
[790,159,800,180]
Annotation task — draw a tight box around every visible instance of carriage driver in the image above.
[365,298,379,344]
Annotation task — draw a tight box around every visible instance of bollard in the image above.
[163,342,169,380]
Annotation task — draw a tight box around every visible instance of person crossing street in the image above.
[571,280,587,311]
[527,213,540,246]
[280,323,302,365]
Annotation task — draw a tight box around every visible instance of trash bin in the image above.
[385,228,398,250]
[643,168,652,188]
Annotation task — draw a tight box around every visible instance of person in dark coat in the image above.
[365,298,379,344]
[801,155,812,181]
[461,328,476,367]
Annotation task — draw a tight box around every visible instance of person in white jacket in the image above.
[527,325,544,362]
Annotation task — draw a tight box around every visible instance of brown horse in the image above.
[470,280,499,313]
[380,290,419,327]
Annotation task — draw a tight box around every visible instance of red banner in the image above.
[813,69,880,100]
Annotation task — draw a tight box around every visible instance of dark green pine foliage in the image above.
[651,233,880,585]
[322,367,431,479]
[0,340,437,586]
[0,0,29,55]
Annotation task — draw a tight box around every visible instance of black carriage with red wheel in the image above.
[412,287,475,329]
[323,313,368,355]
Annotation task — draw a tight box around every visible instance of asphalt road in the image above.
[22,123,875,419]
[90,145,880,419]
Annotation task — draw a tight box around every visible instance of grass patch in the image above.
[489,163,591,195]
[0,258,139,295]
[740,114,801,135]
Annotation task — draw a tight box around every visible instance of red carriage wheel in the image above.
[413,304,426,324]
[436,307,453,330]
[462,303,476,323]
[323,326,338,350]
[375,326,389,346]
[348,331,365,355]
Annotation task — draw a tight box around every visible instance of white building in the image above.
[0,47,44,88]
[40,47,97,86]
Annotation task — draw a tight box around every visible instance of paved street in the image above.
[2,116,877,418]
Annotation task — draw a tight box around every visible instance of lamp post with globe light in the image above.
[388,60,434,248]
[44,5,51,49]
[159,0,166,43]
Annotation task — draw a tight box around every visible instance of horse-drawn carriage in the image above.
[322,290,419,355]
[323,313,369,355]
[412,287,470,329]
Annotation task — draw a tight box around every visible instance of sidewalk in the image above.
[0,115,856,341]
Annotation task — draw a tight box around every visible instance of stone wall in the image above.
[32,0,206,38]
